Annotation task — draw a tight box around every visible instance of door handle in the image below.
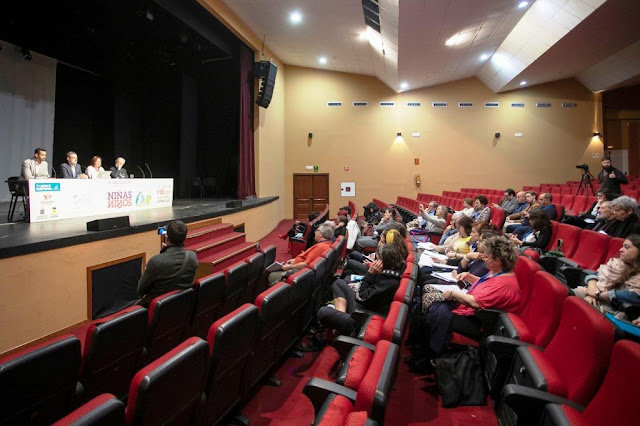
[313,198,327,201]
[297,198,311,201]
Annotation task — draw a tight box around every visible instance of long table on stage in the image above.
[28,178,174,223]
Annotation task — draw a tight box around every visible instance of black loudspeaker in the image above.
[87,216,130,231]
[255,60,277,108]
[226,200,242,208]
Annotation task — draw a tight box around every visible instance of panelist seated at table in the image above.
[85,156,108,179]
[59,151,88,179]
[22,147,50,179]
[109,157,129,179]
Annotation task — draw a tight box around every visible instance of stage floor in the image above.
[0,196,278,259]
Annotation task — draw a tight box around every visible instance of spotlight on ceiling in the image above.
[520,80,527,86]
[480,53,490,60]
[400,82,409,90]
[21,47,32,61]
[358,30,369,41]
[518,1,529,8]
[445,33,461,47]
[318,56,327,65]
[289,11,303,24]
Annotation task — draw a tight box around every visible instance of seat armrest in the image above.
[558,266,584,289]
[501,384,584,419]
[485,335,538,357]
[476,309,503,336]
[333,335,376,358]
[539,256,560,274]
[351,308,380,322]
[303,378,357,412]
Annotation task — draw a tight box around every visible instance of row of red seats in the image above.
[289,203,330,257]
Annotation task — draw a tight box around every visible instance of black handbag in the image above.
[434,348,487,407]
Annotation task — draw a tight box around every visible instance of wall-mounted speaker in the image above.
[255,60,277,108]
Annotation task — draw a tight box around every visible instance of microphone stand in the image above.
[144,163,153,179]
[136,165,146,178]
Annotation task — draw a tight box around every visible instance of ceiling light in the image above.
[289,11,303,24]
[445,33,462,47]
[520,80,527,86]
[518,1,529,8]
[480,53,490,60]
[400,82,409,90]
[358,31,369,41]
[491,52,508,68]
[318,56,327,65]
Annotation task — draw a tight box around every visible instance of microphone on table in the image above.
[144,163,153,179]
[51,167,56,179]
[136,165,146,178]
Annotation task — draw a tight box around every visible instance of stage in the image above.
[0,196,279,259]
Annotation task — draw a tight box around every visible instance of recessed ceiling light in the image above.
[518,1,529,8]
[480,53,490,60]
[520,80,527,86]
[445,33,461,47]
[400,82,409,90]
[318,56,327,65]
[358,31,369,41]
[289,11,303,24]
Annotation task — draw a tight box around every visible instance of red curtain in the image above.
[237,45,256,199]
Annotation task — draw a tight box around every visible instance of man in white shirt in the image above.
[22,148,50,179]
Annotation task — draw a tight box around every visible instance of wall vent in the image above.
[327,101,342,107]
[406,102,421,107]
[484,102,499,108]
[353,101,368,107]
[562,102,577,108]
[511,102,525,108]
[432,102,447,107]
[458,102,473,107]
[536,102,551,108]
[379,101,395,107]
[361,0,381,33]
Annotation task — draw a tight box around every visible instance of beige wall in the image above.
[0,201,281,355]
[284,67,603,217]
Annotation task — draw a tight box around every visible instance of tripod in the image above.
[576,168,596,196]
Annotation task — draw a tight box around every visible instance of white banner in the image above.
[28,178,174,223]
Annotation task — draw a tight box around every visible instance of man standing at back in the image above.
[137,220,198,305]
[598,158,627,196]
[22,148,50,179]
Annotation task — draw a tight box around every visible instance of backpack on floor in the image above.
[434,347,487,408]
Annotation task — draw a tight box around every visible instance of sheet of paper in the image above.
[417,242,436,250]
[429,283,468,294]
[265,262,283,272]
[431,271,457,283]
[422,250,448,260]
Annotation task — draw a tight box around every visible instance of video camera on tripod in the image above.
[575,164,589,171]
[575,164,595,196]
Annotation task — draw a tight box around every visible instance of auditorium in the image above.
[1,0,639,424]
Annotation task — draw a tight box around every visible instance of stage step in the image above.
[188,232,247,260]
[197,241,259,278]
[186,223,235,246]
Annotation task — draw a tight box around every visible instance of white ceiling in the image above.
[219,0,640,93]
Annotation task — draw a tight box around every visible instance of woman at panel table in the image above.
[85,156,105,179]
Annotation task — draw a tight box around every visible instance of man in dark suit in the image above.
[59,151,86,179]
[110,157,129,179]
[137,220,199,306]
[598,158,627,196]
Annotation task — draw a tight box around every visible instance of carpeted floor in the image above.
[258,219,296,262]
[245,220,499,425]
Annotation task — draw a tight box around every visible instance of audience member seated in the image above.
[606,196,639,238]
[574,234,640,319]
[470,196,491,222]
[493,188,519,215]
[598,157,627,196]
[510,193,556,239]
[317,244,404,335]
[409,236,520,364]
[279,211,320,240]
[344,229,406,277]
[563,189,612,228]
[109,157,128,179]
[85,156,106,179]
[59,151,87,179]
[354,207,400,251]
[21,147,50,179]
[418,203,447,234]
[452,197,474,220]
[334,215,348,238]
[592,200,613,233]
[137,220,199,306]
[432,215,474,255]
[504,191,538,231]
[508,210,552,251]
[363,202,381,224]
[268,222,334,285]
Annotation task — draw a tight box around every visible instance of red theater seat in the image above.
[541,340,640,426]
[78,305,148,401]
[202,304,259,425]
[285,268,315,348]
[304,340,399,425]
[53,394,125,426]
[145,288,195,363]
[393,277,415,307]
[483,271,567,396]
[498,297,615,425]
[357,301,409,345]
[0,335,81,425]
[559,230,609,270]
[244,251,265,303]
[125,337,209,426]
[243,283,291,394]
[221,261,249,315]
[490,206,506,229]
[190,273,226,339]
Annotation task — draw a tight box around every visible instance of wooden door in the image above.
[293,174,329,220]
[629,121,639,177]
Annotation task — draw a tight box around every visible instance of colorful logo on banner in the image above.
[135,192,151,206]
[107,191,133,208]
[35,183,61,192]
